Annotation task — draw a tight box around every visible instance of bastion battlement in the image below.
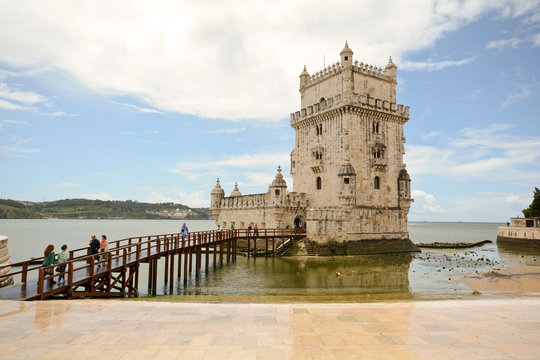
[216,191,308,210]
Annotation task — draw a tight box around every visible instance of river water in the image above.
[1,219,538,300]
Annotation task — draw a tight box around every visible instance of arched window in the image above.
[316,177,322,190]
[374,176,380,189]
[275,189,280,196]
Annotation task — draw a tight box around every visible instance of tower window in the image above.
[344,178,349,184]
[345,56,348,61]
[315,124,323,136]
[316,177,322,190]
[374,176,380,190]
[275,189,280,196]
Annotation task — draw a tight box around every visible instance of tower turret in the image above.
[340,41,353,67]
[210,178,225,220]
[269,166,288,205]
[299,65,310,89]
[383,56,397,82]
[337,157,356,205]
[229,182,242,197]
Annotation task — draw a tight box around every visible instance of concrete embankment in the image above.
[0,235,14,288]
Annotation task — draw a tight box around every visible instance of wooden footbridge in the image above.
[0,229,305,301]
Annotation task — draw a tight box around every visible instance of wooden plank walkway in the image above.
[0,229,304,301]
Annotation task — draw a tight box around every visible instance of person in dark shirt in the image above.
[89,234,100,261]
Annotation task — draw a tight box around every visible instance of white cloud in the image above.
[0,1,537,120]
[406,123,540,183]
[534,33,540,47]
[485,37,521,50]
[0,83,48,105]
[109,100,163,114]
[178,191,209,208]
[145,191,176,204]
[411,189,444,215]
[82,192,115,201]
[505,195,520,203]
[501,82,538,107]
[207,128,246,134]
[0,98,32,111]
[171,152,289,174]
[60,182,79,188]
[400,57,475,71]
[0,135,40,157]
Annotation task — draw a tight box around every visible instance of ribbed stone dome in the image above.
[229,182,242,197]
[399,169,411,181]
[338,158,356,176]
[211,178,225,196]
[271,166,287,187]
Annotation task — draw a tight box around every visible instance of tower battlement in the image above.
[290,94,409,124]
[302,60,394,89]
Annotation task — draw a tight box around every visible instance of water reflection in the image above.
[170,254,413,297]
[497,242,540,266]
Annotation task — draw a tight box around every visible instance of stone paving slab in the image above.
[1,298,540,359]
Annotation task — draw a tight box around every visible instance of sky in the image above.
[0,0,539,222]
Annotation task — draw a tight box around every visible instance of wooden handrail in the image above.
[0,228,300,287]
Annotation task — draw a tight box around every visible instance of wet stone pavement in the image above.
[1,298,540,359]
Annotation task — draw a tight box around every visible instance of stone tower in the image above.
[289,42,416,254]
[210,42,417,255]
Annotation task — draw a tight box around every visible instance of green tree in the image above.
[523,187,540,218]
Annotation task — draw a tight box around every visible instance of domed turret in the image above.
[340,41,353,67]
[229,182,242,197]
[210,178,225,209]
[384,56,397,81]
[271,166,287,187]
[398,168,411,199]
[338,157,356,205]
[269,166,288,205]
[300,65,310,88]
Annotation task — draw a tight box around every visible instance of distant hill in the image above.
[0,198,212,220]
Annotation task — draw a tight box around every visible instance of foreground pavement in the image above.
[1,298,539,359]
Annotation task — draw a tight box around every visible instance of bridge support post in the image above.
[265,238,268,258]
[247,238,250,259]
[152,258,158,296]
[253,239,256,260]
[219,239,224,265]
[183,251,188,284]
[169,253,174,294]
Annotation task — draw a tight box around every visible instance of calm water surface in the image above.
[1,220,538,299]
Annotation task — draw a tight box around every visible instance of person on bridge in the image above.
[247,224,252,238]
[99,235,109,267]
[56,244,68,282]
[181,223,189,240]
[254,224,259,237]
[42,244,56,285]
[89,235,100,261]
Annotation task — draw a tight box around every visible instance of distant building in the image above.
[211,43,417,255]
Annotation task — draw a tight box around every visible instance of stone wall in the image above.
[0,235,14,288]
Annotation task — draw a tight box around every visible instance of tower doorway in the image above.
[294,216,306,234]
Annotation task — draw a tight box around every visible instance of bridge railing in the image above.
[0,228,297,288]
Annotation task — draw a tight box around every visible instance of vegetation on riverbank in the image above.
[0,198,211,220]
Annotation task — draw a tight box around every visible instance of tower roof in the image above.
[338,157,356,176]
[211,178,225,195]
[229,182,242,197]
[340,41,353,56]
[385,56,397,70]
[271,165,287,187]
